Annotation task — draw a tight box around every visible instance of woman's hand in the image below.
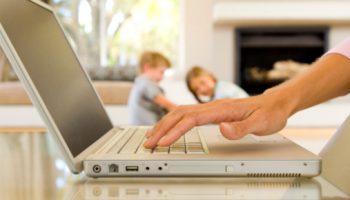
[144,90,296,149]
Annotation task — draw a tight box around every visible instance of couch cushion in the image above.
[0,81,133,105]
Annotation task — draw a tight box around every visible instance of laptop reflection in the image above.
[67,178,321,200]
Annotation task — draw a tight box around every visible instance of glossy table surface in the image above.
[0,128,349,200]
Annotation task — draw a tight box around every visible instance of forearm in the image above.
[265,54,350,117]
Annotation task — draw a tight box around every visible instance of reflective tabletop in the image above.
[0,130,349,200]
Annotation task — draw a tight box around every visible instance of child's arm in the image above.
[154,95,177,111]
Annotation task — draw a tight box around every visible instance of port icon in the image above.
[93,165,101,173]
[109,164,119,173]
[125,166,139,172]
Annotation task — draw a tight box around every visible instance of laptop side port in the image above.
[93,165,101,173]
[109,164,119,173]
[125,166,139,172]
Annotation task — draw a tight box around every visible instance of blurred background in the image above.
[1,0,350,127]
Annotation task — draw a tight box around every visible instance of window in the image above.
[51,0,180,69]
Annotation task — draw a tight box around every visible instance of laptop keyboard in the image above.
[108,128,207,155]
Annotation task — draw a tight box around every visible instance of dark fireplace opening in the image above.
[235,27,329,95]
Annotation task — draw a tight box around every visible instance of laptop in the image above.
[0,0,321,177]
[70,116,349,199]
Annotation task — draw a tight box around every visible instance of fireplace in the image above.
[235,27,329,95]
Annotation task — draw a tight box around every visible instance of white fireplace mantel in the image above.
[214,0,350,26]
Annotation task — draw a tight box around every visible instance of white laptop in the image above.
[69,115,350,199]
[0,0,320,177]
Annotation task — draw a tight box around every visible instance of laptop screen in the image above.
[0,0,114,157]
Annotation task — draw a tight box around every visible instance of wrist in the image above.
[262,84,301,117]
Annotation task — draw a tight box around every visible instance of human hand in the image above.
[144,91,296,149]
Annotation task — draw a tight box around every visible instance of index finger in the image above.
[143,106,189,148]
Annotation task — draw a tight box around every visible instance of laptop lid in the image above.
[0,0,114,173]
[319,115,350,195]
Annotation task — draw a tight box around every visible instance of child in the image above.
[186,66,249,103]
[128,51,176,125]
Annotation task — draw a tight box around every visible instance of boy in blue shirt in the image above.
[128,52,176,125]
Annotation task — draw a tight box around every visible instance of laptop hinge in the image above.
[75,127,123,162]
[29,0,54,11]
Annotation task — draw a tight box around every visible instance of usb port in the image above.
[125,166,139,172]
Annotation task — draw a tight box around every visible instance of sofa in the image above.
[0,81,133,127]
[0,81,133,105]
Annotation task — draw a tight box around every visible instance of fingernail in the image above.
[144,139,152,147]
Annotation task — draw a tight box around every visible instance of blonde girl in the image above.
[186,66,248,103]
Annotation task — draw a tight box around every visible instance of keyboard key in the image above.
[185,129,206,154]
[108,128,137,154]
[170,136,186,154]
[120,129,147,154]
[153,146,169,154]
[170,147,186,154]
[187,146,205,154]
[136,138,153,154]
[108,127,207,155]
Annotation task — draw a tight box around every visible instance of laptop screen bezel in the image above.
[0,0,117,173]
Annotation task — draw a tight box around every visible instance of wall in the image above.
[179,0,235,81]
[181,0,350,82]
[179,0,214,75]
